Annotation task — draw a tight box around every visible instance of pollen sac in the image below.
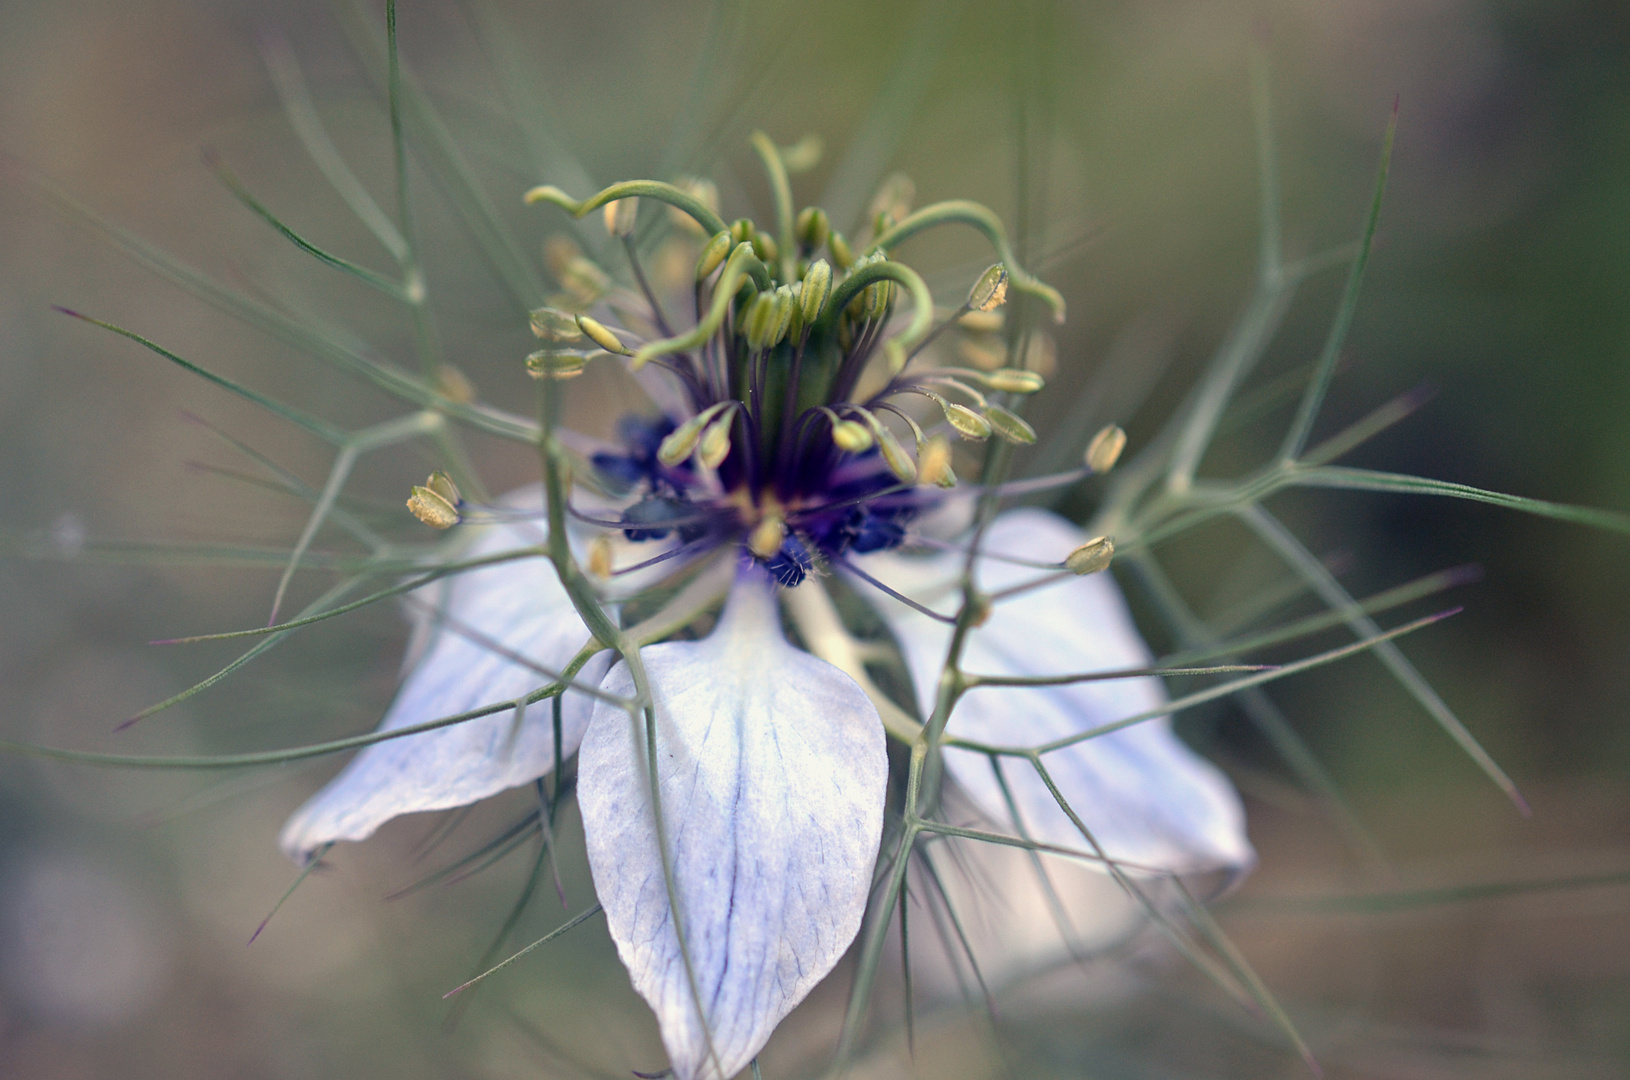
[875,425,917,484]
[425,471,461,506]
[983,404,1038,445]
[830,419,874,453]
[743,291,779,350]
[587,536,614,579]
[983,367,1045,394]
[752,231,779,265]
[730,217,756,247]
[543,236,610,307]
[829,230,854,270]
[406,481,460,529]
[917,436,957,488]
[799,259,831,326]
[697,416,733,470]
[1086,423,1128,473]
[602,197,638,238]
[433,364,477,404]
[696,230,731,280]
[530,306,585,343]
[795,206,830,252]
[526,348,593,380]
[1064,535,1115,575]
[942,401,992,440]
[780,134,824,172]
[657,403,729,466]
[768,285,796,346]
[868,172,915,227]
[576,314,631,356]
[968,263,1010,312]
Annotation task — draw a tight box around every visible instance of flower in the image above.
[279,153,1253,1080]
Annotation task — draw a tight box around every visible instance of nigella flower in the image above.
[278,147,1252,1079]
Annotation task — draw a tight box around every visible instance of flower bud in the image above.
[730,218,755,247]
[576,314,631,356]
[799,259,831,325]
[917,436,957,488]
[747,514,786,559]
[982,367,1044,394]
[602,197,637,238]
[967,263,1009,312]
[941,401,992,440]
[1085,424,1128,473]
[530,306,584,343]
[828,230,854,270]
[795,206,830,252]
[830,419,874,452]
[1064,536,1114,576]
[587,536,614,579]
[696,231,731,280]
[983,404,1037,445]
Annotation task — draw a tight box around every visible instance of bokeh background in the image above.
[1,1,1627,1077]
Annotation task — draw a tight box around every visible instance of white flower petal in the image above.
[577,572,887,1080]
[279,499,606,860]
[858,507,1253,875]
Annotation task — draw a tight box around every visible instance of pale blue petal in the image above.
[858,508,1253,874]
[279,494,607,860]
[577,571,887,1080]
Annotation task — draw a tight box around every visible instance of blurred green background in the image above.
[1,0,1627,1077]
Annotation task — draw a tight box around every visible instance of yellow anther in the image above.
[530,306,584,343]
[602,197,637,238]
[576,315,631,356]
[983,404,1037,445]
[525,349,589,380]
[942,402,992,440]
[698,416,733,469]
[829,230,854,270]
[696,231,731,280]
[968,263,1009,312]
[799,259,831,326]
[983,368,1044,394]
[407,484,459,529]
[917,436,957,488]
[587,536,614,579]
[425,471,461,506]
[1085,424,1128,473]
[830,420,874,452]
[434,364,476,404]
[1064,536,1115,576]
